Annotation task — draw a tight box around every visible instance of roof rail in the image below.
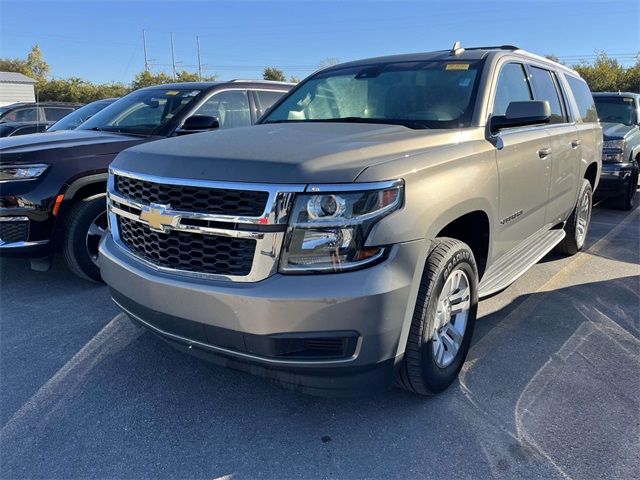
[229,79,292,84]
[464,45,520,51]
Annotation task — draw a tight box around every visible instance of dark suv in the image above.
[593,92,640,209]
[0,102,83,137]
[0,80,292,280]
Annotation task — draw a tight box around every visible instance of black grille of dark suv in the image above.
[117,216,256,276]
[114,175,269,216]
[0,220,28,243]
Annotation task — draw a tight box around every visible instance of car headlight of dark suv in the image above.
[0,164,49,182]
[279,180,404,273]
[602,139,625,162]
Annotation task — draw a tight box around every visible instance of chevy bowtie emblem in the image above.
[139,204,180,232]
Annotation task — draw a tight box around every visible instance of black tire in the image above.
[396,238,479,396]
[616,169,638,211]
[63,194,108,282]
[555,179,592,256]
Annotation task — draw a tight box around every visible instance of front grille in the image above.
[0,220,28,243]
[115,175,269,216]
[118,216,256,276]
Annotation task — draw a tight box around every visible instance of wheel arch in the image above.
[431,208,491,278]
[51,174,108,249]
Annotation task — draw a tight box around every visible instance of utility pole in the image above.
[196,35,202,80]
[142,29,150,72]
[170,32,176,80]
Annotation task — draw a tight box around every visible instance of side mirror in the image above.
[491,101,550,133]
[178,115,220,134]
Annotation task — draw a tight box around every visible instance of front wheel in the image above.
[396,238,479,396]
[555,179,592,256]
[616,168,638,211]
[63,194,108,282]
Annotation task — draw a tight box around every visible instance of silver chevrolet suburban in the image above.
[100,44,602,396]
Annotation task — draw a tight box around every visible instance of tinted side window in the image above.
[255,90,286,115]
[193,90,251,129]
[529,67,565,124]
[6,107,38,122]
[44,107,73,121]
[492,63,533,116]
[565,76,598,123]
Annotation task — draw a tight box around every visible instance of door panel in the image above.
[494,128,551,258]
[544,124,580,224]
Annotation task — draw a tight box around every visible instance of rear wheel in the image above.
[556,179,592,256]
[396,238,478,396]
[63,194,108,282]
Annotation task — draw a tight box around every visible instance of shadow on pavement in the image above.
[1,273,638,479]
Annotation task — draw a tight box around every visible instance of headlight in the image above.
[0,164,49,182]
[279,180,404,273]
[603,139,624,150]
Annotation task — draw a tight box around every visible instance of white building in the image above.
[0,72,37,107]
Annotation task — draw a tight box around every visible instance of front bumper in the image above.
[99,234,425,396]
[0,182,58,257]
[595,162,638,198]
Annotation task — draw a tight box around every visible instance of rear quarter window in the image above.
[565,76,598,123]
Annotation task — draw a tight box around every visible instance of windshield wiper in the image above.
[264,117,428,129]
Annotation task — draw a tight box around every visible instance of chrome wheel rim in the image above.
[86,211,108,267]
[431,269,471,368]
[575,190,591,246]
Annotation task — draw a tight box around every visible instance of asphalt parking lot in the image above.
[1,201,638,479]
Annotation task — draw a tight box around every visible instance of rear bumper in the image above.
[99,234,425,396]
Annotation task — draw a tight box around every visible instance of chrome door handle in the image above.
[571,139,582,149]
[538,148,552,158]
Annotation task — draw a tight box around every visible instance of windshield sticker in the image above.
[623,98,633,102]
[165,90,180,96]
[446,63,470,71]
[458,78,472,87]
[183,90,200,97]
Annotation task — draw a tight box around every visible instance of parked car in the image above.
[0,81,292,280]
[99,44,601,396]
[0,101,83,137]
[0,121,51,137]
[0,101,83,123]
[593,92,640,210]
[47,98,119,132]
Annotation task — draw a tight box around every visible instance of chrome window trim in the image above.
[0,216,29,222]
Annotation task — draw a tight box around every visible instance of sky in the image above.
[0,0,638,85]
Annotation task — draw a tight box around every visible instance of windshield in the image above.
[48,100,115,131]
[78,88,201,135]
[594,96,637,126]
[262,60,484,129]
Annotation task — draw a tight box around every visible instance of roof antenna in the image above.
[450,41,464,56]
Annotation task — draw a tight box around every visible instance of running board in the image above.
[478,228,566,298]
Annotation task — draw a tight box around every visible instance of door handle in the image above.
[571,139,582,149]
[538,147,552,158]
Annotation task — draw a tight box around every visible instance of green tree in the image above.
[131,70,174,89]
[573,52,626,92]
[289,75,300,83]
[0,45,50,81]
[263,67,286,82]
[26,45,50,80]
[621,58,640,92]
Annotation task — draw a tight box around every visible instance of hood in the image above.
[113,123,463,184]
[0,129,153,164]
[601,122,637,140]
